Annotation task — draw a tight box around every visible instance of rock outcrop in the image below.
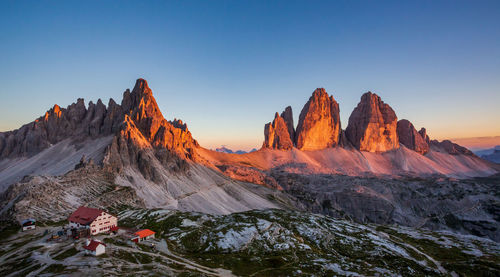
[418,128,431,144]
[430,140,475,156]
[281,106,295,143]
[263,112,294,150]
[397,119,429,154]
[295,88,341,150]
[345,92,399,152]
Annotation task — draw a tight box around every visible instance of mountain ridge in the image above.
[1,78,497,193]
[1,78,499,245]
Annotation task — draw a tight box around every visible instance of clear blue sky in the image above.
[1,0,499,151]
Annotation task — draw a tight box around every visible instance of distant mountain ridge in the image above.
[478,145,500,163]
[214,146,256,154]
[452,136,500,151]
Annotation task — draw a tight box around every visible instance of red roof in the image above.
[134,229,156,238]
[68,206,103,225]
[83,240,105,251]
[110,226,119,232]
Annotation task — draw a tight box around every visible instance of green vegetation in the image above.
[0,255,35,275]
[0,221,20,240]
[1,208,498,276]
[376,225,500,274]
[40,219,68,227]
[113,249,153,264]
[134,252,153,264]
[104,237,129,247]
[114,250,138,263]
[53,247,78,260]
[39,264,70,274]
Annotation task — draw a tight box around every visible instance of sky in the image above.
[1,0,499,151]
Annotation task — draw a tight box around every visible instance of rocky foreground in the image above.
[1,209,499,276]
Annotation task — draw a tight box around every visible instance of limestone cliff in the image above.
[345,92,399,152]
[295,88,341,150]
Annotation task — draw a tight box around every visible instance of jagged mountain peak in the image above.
[122,79,163,124]
[312,87,327,97]
[0,78,196,160]
[280,106,295,143]
[133,78,152,95]
[263,108,294,150]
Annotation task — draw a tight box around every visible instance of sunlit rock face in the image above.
[397,119,429,154]
[263,112,294,150]
[122,79,198,156]
[295,88,341,151]
[345,92,399,152]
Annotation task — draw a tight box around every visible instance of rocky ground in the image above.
[2,208,498,276]
[0,164,145,223]
[0,224,230,276]
[272,171,500,242]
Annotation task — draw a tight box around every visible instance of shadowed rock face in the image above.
[280,106,295,143]
[430,139,475,156]
[272,172,500,242]
[0,78,197,160]
[345,92,399,152]
[397,119,430,154]
[418,128,431,144]
[0,97,121,159]
[295,88,341,151]
[263,112,294,150]
[96,79,199,180]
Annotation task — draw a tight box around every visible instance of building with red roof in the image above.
[21,218,36,231]
[83,239,106,256]
[132,229,156,242]
[68,206,117,236]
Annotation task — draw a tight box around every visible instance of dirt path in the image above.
[377,230,448,275]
